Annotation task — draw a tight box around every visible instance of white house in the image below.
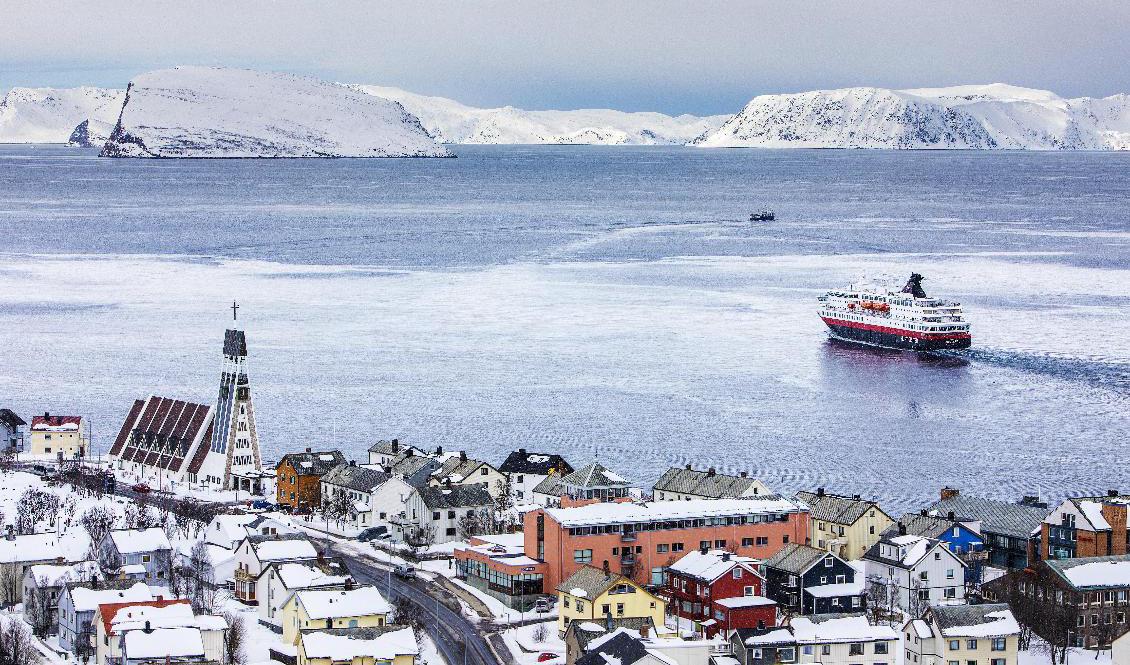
[401,483,495,544]
[0,530,90,605]
[428,452,507,501]
[863,531,967,613]
[93,598,228,665]
[367,476,416,540]
[204,513,295,550]
[232,535,319,604]
[257,557,354,628]
[731,614,899,665]
[320,463,392,528]
[497,449,574,505]
[904,604,1020,665]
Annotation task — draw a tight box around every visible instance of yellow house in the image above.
[904,603,1020,665]
[280,587,392,645]
[28,413,87,458]
[796,489,894,560]
[556,565,666,635]
[297,626,417,665]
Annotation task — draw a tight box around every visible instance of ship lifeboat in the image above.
[876,303,890,312]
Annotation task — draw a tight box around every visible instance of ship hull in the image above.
[822,317,971,351]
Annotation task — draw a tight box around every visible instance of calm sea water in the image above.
[1,144,1127,512]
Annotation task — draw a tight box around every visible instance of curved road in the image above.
[319,540,510,665]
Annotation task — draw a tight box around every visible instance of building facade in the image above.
[28,413,86,458]
[653,466,773,502]
[277,450,346,511]
[498,449,573,505]
[762,543,865,615]
[795,489,893,561]
[863,531,966,613]
[1041,492,1130,561]
[904,604,1020,665]
[556,565,666,635]
[664,549,768,633]
[0,409,26,453]
[928,487,1048,570]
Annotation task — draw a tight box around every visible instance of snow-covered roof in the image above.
[0,530,90,564]
[715,596,776,609]
[26,560,100,587]
[1046,554,1130,590]
[908,619,932,639]
[109,528,172,555]
[666,549,759,582]
[791,615,899,644]
[804,579,865,598]
[295,587,391,620]
[119,564,147,575]
[70,582,153,612]
[254,538,319,563]
[109,601,195,632]
[299,627,418,660]
[1077,501,1112,530]
[544,496,803,527]
[275,562,351,590]
[744,628,793,645]
[30,414,82,431]
[932,604,1019,638]
[123,626,205,659]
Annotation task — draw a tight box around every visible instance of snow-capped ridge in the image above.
[354,85,728,145]
[0,86,124,144]
[102,67,450,158]
[695,83,1130,150]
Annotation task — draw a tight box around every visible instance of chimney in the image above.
[44,411,50,419]
[305,447,311,453]
[947,511,956,521]
[445,478,452,488]
[156,594,164,601]
[852,494,861,501]
[898,522,907,535]
[459,451,467,461]
[740,471,748,478]
[406,449,414,457]
[817,487,825,497]
[602,560,610,575]
[392,439,399,453]
[349,460,356,466]
[143,621,153,633]
[383,466,391,474]
[519,448,526,455]
[640,624,650,639]
[940,487,959,501]
[1109,489,1120,498]
[920,509,928,516]
[707,467,716,477]
[722,552,731,562]
[685,464,692,471]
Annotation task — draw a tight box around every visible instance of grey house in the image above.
[21,560,101,634]
[57,579,153,654]
[97,528,174,581]
[0,409,25,453]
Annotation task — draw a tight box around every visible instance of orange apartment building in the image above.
[525,496,809,591]
[276,449,347,511]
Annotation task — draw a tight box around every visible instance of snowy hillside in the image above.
[354,85,728,145]
[0,86,124,144]
[102,67,450,158]
[695,84,1130,150]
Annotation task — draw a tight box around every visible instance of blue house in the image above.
[97,528,174,582]
[886,512,985,583]
[761,543,866,615]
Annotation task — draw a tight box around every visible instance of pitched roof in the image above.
[887,513,964,540]
[0,409,25,429]
[108,528,172,555]
[30,414,82,430]
[863,533,963,570]
[109,395,213,474]
[270,558,352,590]
[279,450,347,476]
[927,494,1049,540]
[299,627,418,660]
[556,565,632,598]
[498,450,573,476]
[295,587,391,619]
[322,464,390,493]
[544,496,803,528]
[367,439,420,455]
[762,543,834,575]
[560,462,630,489]
[565,618,655,655]
[929,604,1019,637]
[790,614,899,643]
[796,491,880,525]
[67,580,153,612]
[248,535,319,563]
[0,531,90,564]
[654,467,762,498]
[123,626,205,659]
[433,455,491,483]
[666,549,760,582]
[98,598,191,636]
[576,630,649,665]
[416,483,494,509]
[1045,554,1130,590]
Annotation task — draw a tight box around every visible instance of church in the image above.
[107,324,268,493]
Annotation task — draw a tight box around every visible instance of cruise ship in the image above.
[817,274,972,351]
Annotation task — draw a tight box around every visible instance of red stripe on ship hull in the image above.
[820,316,971,341]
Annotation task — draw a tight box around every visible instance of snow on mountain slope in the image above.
[354,85,728,145]
[695,84,1130,150]
[102,67,449,158]
[0,86,124,143]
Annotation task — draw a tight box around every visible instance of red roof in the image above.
[96,598,189,636]
[30,414,83,430]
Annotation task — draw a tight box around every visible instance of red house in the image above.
[665,548,777,637]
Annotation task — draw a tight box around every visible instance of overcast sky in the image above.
[3,1,1128,115]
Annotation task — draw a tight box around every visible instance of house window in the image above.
[742,537,754,547]
[948,640,960,651]
[563,597,570,608]
[991,660,1006,665]
[803,647,814,656]
[432,511,440,520]
[616,603,624,616]
[716,539,726,548]
[445,528,456,536]
[849,644,864,656]
[784,535,790,543]
[601,604,610,616]
[875,642,888,654]
[820,576,828,584]
[448,510,455,519]
[824,556,833,567]
[756,537,768,546]
[966,641,978,650]
[657,544,669,553]
[991,638,1006,651]
[700,540,711,550]
[733,569,743,579]
[935,553,941,560]
[576,601,584,612]
[944,587,957,599]
[142,555,151,563]
[946,569,954,579]
[672,543,684,552]
[574,549,593,563]
[822,645,831,656]
[779,648,795,663]
[481,468,488,475]
[744,586,755,596]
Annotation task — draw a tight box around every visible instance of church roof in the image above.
[111,396,214,474]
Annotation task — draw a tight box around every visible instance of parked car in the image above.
[131,483,151,494]
[250,499,274,510]
[357,526,388,542]
[393,564,416,579]
[533,597,552,614]
[537,654,561,663]
[31,464,49,474]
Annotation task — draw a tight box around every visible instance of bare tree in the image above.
[123,501,160,531]
[186,540,218,614]
[222,612,245,665]
[15,488,60,535]
[532,622,550,643]
[457,511,484,540]
[0,617,40,665]
[393,595,426,639]
[0,447,15,473]
[0,565,21,608]
[24,577,53,638]
[80,506,116,559]
[496,476,514,513]
[403,523,436,555]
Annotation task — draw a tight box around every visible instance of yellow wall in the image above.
[280,596,389,644]
[29,427,86,457]
[812,507,893,560]
[557,579,665,634]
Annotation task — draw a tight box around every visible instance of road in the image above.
[319,539,511,665]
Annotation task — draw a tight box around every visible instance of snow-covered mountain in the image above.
[0,86,124,144]
[694,84,1130,150]
[354,85,728,145]
[102,67,450,158]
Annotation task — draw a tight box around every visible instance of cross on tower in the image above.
[231,300,239,321]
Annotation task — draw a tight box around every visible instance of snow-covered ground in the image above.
[103,67,450,158]
[695,83,1130,149]
[500,621,563,665]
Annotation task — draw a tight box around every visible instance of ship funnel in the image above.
[901,273,927,299]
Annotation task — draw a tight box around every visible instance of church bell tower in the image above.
[207,301,263,490]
